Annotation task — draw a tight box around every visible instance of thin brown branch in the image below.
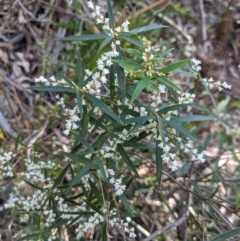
[142,210,189,241]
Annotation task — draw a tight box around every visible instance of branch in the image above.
[142,210,189,241]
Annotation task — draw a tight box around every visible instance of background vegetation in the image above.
[0,0,240,240]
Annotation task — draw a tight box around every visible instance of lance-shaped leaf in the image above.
[117,144,139,177]
[96,155,107,182]
[122,115,153,125]
[157,115,166,144]
[72,132,94,152]
[120,35,144,48]
[164,120,202,145]
[53,161,72,189]
[18,234,40,241]
[119,194,132,215]
[98,35,113,52]
[89,179,103,203]
[76,92,83,117]
[155,76,182,91]
[177,162,192,177]
[77,52,83,85]
[116,45,126,99]
[82,105,88,138]
[171,115,214,122]
[28,86,75,93]
[59,34,108,42]
[158,103,211,114]
[84,93,123,125]
[129,24,167,34]
[156,140,163,186]
[131,76,150,102]
[191,180,205,200]
[123,48,142,59]
[57,73,76,88]
[113,59,143,73]
[106,0,114,29]
[159,58,191,74]
[66,161,95,194]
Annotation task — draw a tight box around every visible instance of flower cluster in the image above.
[202,77,231,92]
[87,1,130,34]
[25,158,55,182]
[56,95,80,136]
[191,58,232,91]
[107,168,126,196]
[191,58,202,72]
[178,92,196,104]
[0,151,15,177]
[150,84,166,110]
[35,75,74,87]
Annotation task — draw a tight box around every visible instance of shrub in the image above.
[0,1,236,241]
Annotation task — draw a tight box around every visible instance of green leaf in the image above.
[84,200,104,216]
[113,59,143,72]
[92,132,109,149]
[129,24,167,34]
[120,35,144,48]
[91,114,108,133]
[97,155,107,182]
[46,218,75,230]
[116,45,126,99]
[57,73,76,88]
[98,35,113,52]
[61,152,90,165]
[209,185,219,199]
[13,132,27,152]
[119,194,132,215]
[158,103,211,114]
[122,115,153,125]
[157,115,165,144]
[17,234,40,241]
[128,131,150,144]
[89,179,103,203]
[123,48,142,59]
[106,0,114,29]
[77,52,83,85]
[198,135,212,153]
[59,34,108,42]
[23,179,45,191]
[66,161,95,194]
[155,76,182,91]
[72,132,94,152]
[164,120,202,145]
[171,115,214,122]
[131,76,149,102]
[102,221,107,241]
[208,204,218,225]
[82,105,88,138]
[28,86,75,93]
[191,180,205,199]
[156,140,163,186]
[76,92,83,117]
[177,162,192,177]
[125,142,155,149]
[201,79,218,112]
[84,93,123,125]
[156,48,174,58]
[53,162,72,189]
[159,58,191,74]
[210,228,240,241]
[117,144,139,176]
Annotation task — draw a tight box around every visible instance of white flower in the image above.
[87,1,94,9]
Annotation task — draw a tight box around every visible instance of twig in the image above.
[199,0,207,41]
[142,210,189,241]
